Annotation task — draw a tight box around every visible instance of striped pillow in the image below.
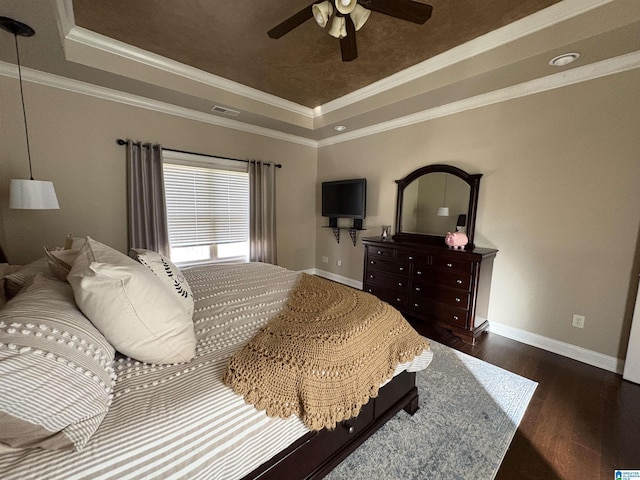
[0,274,116,451]
[3,257,50,298]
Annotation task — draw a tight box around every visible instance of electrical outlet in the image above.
[572,314,585,329]
[321,256,328,263]
[336,259,342,267]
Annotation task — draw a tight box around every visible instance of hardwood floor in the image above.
[410,322,640,480]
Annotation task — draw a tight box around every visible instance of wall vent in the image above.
[211,105,240,117]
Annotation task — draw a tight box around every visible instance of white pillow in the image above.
[129,248,194,319]
[67,237,196,365]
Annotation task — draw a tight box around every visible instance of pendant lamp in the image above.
[0,16,59,210]
[437,174,449,217]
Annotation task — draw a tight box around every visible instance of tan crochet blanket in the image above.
[222,273,429,430]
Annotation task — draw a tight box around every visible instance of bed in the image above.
[0,239,433,480]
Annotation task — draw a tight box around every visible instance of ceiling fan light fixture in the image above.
[335,0,357,15]
[350,4,371,31]
[328,15,347,39]
[312,1,334,28]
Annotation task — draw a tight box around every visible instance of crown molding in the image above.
[319,0,615,115]
[64,26,315,120]
[0,61,318,148]
[54,0,75,38]
[2,49,637,150]
[55,0,614,122]
[318,50,640,147]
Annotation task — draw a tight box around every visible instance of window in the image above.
[163,151,249,265]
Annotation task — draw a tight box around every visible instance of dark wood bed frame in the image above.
[242,371,419,479]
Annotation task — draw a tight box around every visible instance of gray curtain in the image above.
[249,160,277,264]
[126,141,170,256]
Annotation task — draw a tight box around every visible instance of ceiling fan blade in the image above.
[340,16,358,62]
[267,2,316,39]
[364,0,433,24]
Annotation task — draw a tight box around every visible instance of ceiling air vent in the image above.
[211,105,240,117]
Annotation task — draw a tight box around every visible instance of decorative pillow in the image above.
[3,257,50,299]
[44,247,81,282]
[0,274,116,451]
[67,237,196,365]
[64,234,86,250]
[0,264,21,309]
[130,248,194,319]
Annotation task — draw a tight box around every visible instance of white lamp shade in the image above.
[10,179,60,210]
[312,1,334,27]
[328,15,347,38]
[437,206,450,217]
[350,4,370,31]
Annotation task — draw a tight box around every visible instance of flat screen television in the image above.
[322,178,367,220]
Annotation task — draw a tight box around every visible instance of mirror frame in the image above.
[393,164,482,248]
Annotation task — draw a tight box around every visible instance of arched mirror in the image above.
[394,164,482,248]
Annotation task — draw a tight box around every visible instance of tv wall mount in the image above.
[324,218,365,246]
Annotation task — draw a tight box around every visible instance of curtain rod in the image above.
[115,139,282,168]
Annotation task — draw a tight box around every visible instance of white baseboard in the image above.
[303,268,363,290]
[489,322,624,374]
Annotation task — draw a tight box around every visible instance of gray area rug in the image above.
[325,341,538,480]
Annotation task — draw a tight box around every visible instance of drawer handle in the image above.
[369,274,375,279]
[455,297,461,303]
[408,256,414,260]
[370,260,375,265]
[367,288,373,293]
[453,315,459,321]
[377,250,382,255]
[416,271,422,275]
[415,287,421,292]
[398,282,403,287]
[399,267,404,271]
[446,263,453,268]
[414,303,419,307]
[396,298,402,302]
[344,423,355,434]
[456,279,463,285]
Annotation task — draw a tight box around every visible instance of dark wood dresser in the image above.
[362,237,497,344]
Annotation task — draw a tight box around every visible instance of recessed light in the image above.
[549,53,580,67]
[334,125,347,132]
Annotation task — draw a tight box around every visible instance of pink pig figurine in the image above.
[445,231,468,250]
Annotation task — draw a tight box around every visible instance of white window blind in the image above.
[163,162,249,248]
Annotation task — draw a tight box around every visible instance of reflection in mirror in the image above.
[394,164,482,248]
[400,173,471,236]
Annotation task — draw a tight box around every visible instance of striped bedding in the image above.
[0,262,433,480]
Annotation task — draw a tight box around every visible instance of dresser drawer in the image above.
[363,284,407,309]
[408,299,468,328]
[367,245,396,258]
[366,256,410,275]
[414,269,472,291]
[431,256,473,273]
[413,282,470,309]
[396,251,427,263]
[365,270,409,293]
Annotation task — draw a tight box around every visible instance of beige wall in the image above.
[2,67,639,361]
[0,77,317,271]
[316,69,640,360]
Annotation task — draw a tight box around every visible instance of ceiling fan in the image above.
[268,0,433,62]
